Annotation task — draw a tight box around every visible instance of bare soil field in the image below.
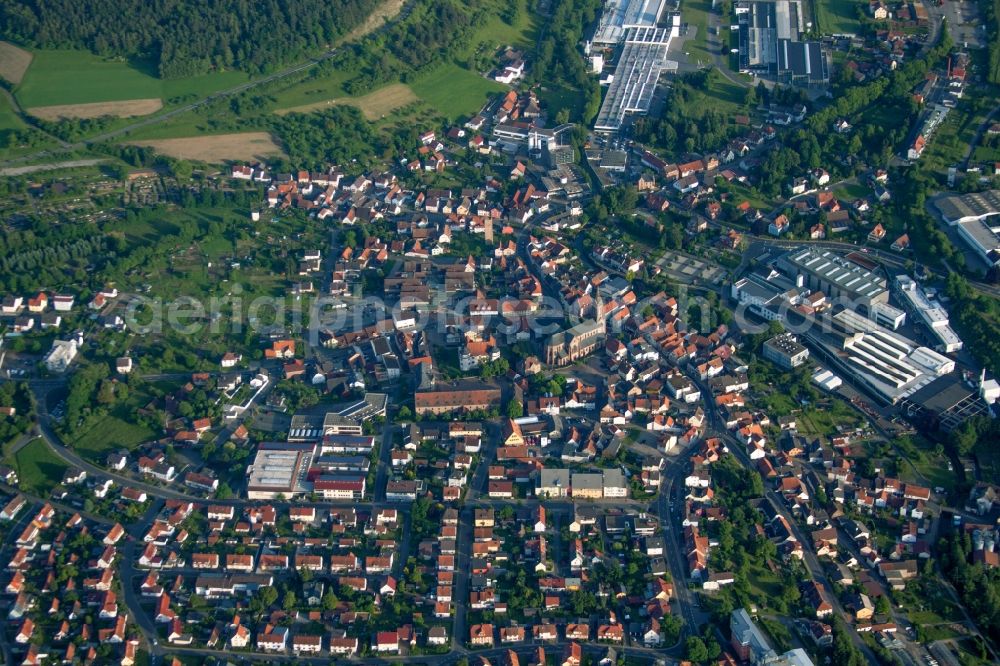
[344,0,406,42]
[276,83,418,120]
[27,98,163,120]
[0,41,32,84]
[130,132,286,162]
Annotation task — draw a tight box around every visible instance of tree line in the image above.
[0,0,371,78]
[530,0,603,123]
[984,0,1000,85]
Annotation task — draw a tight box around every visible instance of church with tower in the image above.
[543,293,607,366]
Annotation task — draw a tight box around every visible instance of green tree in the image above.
[875,595,891,616]
[251,585,278,614]
[685,636,710,663]
[507,399,523,419]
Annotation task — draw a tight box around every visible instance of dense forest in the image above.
[940,530,1000,645]
[0,0,373,77]
[632,69,774,157]
[945,273,1000,377]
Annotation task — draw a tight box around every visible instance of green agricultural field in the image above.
[268,69,351,111]
[8,439,69,496]
[0,93,25,131]
[14,48,248,108]
[815,0,865,35]
[410,64,506,120]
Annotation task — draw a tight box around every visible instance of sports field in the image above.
[130,132,286,162]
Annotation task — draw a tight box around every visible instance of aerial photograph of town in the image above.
[0,0,998,664]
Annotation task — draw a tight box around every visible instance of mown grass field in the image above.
[275,64,505,121]
[410,64,506,120]
[0,41,32,84]
[130,131,286,162]
[14,48,248,108]
[28,98,163,121]
[8,439,68,496]
[815,0,865,35]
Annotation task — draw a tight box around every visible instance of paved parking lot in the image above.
[939,0,985,48]
[656,249,727,285]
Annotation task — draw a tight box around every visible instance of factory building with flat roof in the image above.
[934,190,1000,267]
[591,0,679,134]
[594,22,680,133]
[776,247,888,309]
[735,0,828,88]
[894,275,963,353]
[762,333,810,369]
[246,442,315,500]
[822,309,954,403]
[592,0,669,44]
[901,373,995,432]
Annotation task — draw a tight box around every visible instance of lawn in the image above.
[814,0,865,36]
[14,48,248,108]
[705,68,747,107]
[833,182,871,201]
[683,0,716,65]
[746,566,785,609]
[8,439,69,496]
[897,434,959,497]
[72,413,155,461]
[410,64,506,120]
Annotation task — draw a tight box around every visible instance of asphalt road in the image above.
[690,373,883,663]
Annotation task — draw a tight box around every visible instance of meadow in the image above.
[410,64,506,120]
[7,439,69,496]
[276,82,419,120]
[14,48,249,111]
[0,94,25,131]
[814,0,865,35]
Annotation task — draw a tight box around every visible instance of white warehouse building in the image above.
[894,275,963,353]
